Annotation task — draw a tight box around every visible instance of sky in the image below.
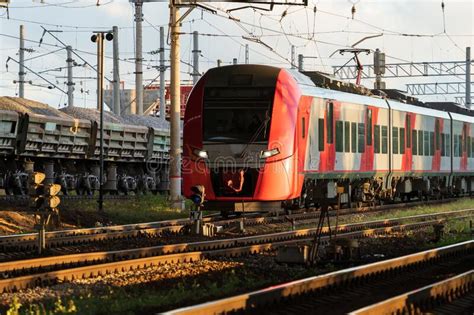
[0,0,473,109]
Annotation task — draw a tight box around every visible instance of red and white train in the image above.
[183,65,474,213]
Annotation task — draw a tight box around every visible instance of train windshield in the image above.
[203,102,272,144]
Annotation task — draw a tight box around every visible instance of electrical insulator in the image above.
[374,49,386,75]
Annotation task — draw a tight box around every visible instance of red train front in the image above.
[183,65,304,212]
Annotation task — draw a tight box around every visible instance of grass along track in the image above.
[0,198,470,254]
[167,240,474,315]
[0,210,471,293]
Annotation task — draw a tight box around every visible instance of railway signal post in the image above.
[29,172,61,254]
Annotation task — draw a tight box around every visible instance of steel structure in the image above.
[406,82,474,96]
[333,60,472,79]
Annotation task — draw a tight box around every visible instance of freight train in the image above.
[183,65,474,213]
[0,97,171,196]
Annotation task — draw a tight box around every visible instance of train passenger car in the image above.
[182,65,474,213]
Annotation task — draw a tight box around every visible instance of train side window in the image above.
[441,133,445,156]
[318,118,324,151]
[400,128,405,154]
[459,135,463,156]
[418,130,424,156]
[351,122,357,153]
[468,136,472,158]
[358,123,365,153]
[326,102,334,144]
[392,127,399,154]
[435,120,440,150]
[344,121,350,152]
[471,137,474,157]
[366,109,372,146]
[406,119,411,148]
[446,134,451,157]
[381,126,388,154]
[453,135,458,157]
[424,131,429,156]
[302,117,305,138]
[335,121,344,152]
[374,125,380,154]
[463,125,468,153]
[412,130,418,155]
[430,131,435,156]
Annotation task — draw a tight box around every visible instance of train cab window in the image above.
[358,123,365,153]
[366,109,372,146]
[318,118,324,151]
[326,102,334,144]
[441,133,445,156]
[412,130,418,155]
[418,130,424,156]
[400,128,405,154]
[351,122,357,153]
[344,121,350,152]
[392,127,399,154]
[335,121,344,152]
[406,119,411,148]
[381,126,388,154]
[424,131,429,156]
[430,132,435,156]
[471,138,474,157]
[374,125,380,154]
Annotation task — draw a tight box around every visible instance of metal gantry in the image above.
[332,60,471,79]
[406,82,474,96]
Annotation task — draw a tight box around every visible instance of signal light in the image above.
[190,185,205,206]
[28,172,61,211]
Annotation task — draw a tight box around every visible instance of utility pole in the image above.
[134,0,144,115]
[298,54,304,72]
[192,31,200,85]
[466,47,471,109]
[291,45,296,69]
[245,44,249,64]
[159,26,166,119]
[170,3,183,210]
[66,46,74,107]
[112,26,121,116]
[233,58,238,65]
[19,24,25,98]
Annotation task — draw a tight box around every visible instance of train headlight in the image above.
[260,148,280,159]
[193,149,208,159]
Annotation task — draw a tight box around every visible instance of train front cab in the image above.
[183,65,303,213]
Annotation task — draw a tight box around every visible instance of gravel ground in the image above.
[1,227,470,314]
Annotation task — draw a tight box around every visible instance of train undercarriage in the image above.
[0,158,169,196]
[286,174,474,210]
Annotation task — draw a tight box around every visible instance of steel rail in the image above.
[166,240,474,315]
[0,219,443,293]
[350,270,474,315]
[1,208,471,272]
[1,201,470,251]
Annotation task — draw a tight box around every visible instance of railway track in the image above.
[0,198,464,254]
[0,194,134,203]
[166,240,474,315]
[351,270,474,314]
[0,211,471,293]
